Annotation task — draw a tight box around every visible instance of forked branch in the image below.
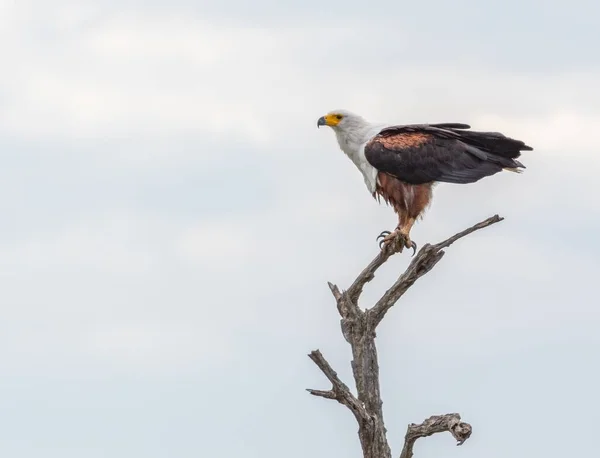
[369,214,503,327]
[307,215,501,458]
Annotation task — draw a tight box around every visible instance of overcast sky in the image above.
[1,1,599,457]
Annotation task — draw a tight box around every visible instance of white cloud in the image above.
[1,11,278,142]
[174,219,260,270]
[86,321,231,369]
[1,6,598,161]
[0,214,160,275]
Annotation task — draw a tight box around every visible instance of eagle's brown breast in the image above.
[374,172,433,221]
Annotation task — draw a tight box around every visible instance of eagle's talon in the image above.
[376,229,416,255]
[377,230,398,250]
[398,234,417,256]
[408,240,417,256]
[376,230,391,241]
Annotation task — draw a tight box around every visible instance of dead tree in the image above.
[307,214,504,458]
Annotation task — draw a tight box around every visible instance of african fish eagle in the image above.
[317,109,533,255]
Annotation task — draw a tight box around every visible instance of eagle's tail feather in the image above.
[503,167,524,174]
[455,130,533,159]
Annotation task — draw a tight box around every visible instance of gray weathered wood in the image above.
[307,215,502,458]
[399,413,473,458]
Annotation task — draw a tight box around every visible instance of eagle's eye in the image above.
[335,114,343,120]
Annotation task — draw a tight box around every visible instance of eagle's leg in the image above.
[379,183,431,255]
[374,178,430,256]
[398,217,417,254]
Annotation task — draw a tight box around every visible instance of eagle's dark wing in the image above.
[363,124,533,185]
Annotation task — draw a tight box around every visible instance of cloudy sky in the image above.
[1,0,599,457]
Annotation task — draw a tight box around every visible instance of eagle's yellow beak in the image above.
[317,114,341,128]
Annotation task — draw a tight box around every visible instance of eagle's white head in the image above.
[317,109,369,132]
[317,109,387,155]
[317,109,386,194]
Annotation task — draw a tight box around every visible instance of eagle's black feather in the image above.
[364,124,532,185]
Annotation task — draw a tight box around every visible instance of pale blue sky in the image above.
[0,1,599,457]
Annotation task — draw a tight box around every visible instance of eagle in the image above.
[317,109,533,255]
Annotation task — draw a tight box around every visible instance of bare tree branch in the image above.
[306,389,337,400]
[307,350,370,423]
[345,248,397,304]
[326,281,364,343]
[327,282,342,302]
[307,215,496,458]
[433,214,504,251]
[327,281,353,319]
[369,215,503,328]
[399,414,473,458]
